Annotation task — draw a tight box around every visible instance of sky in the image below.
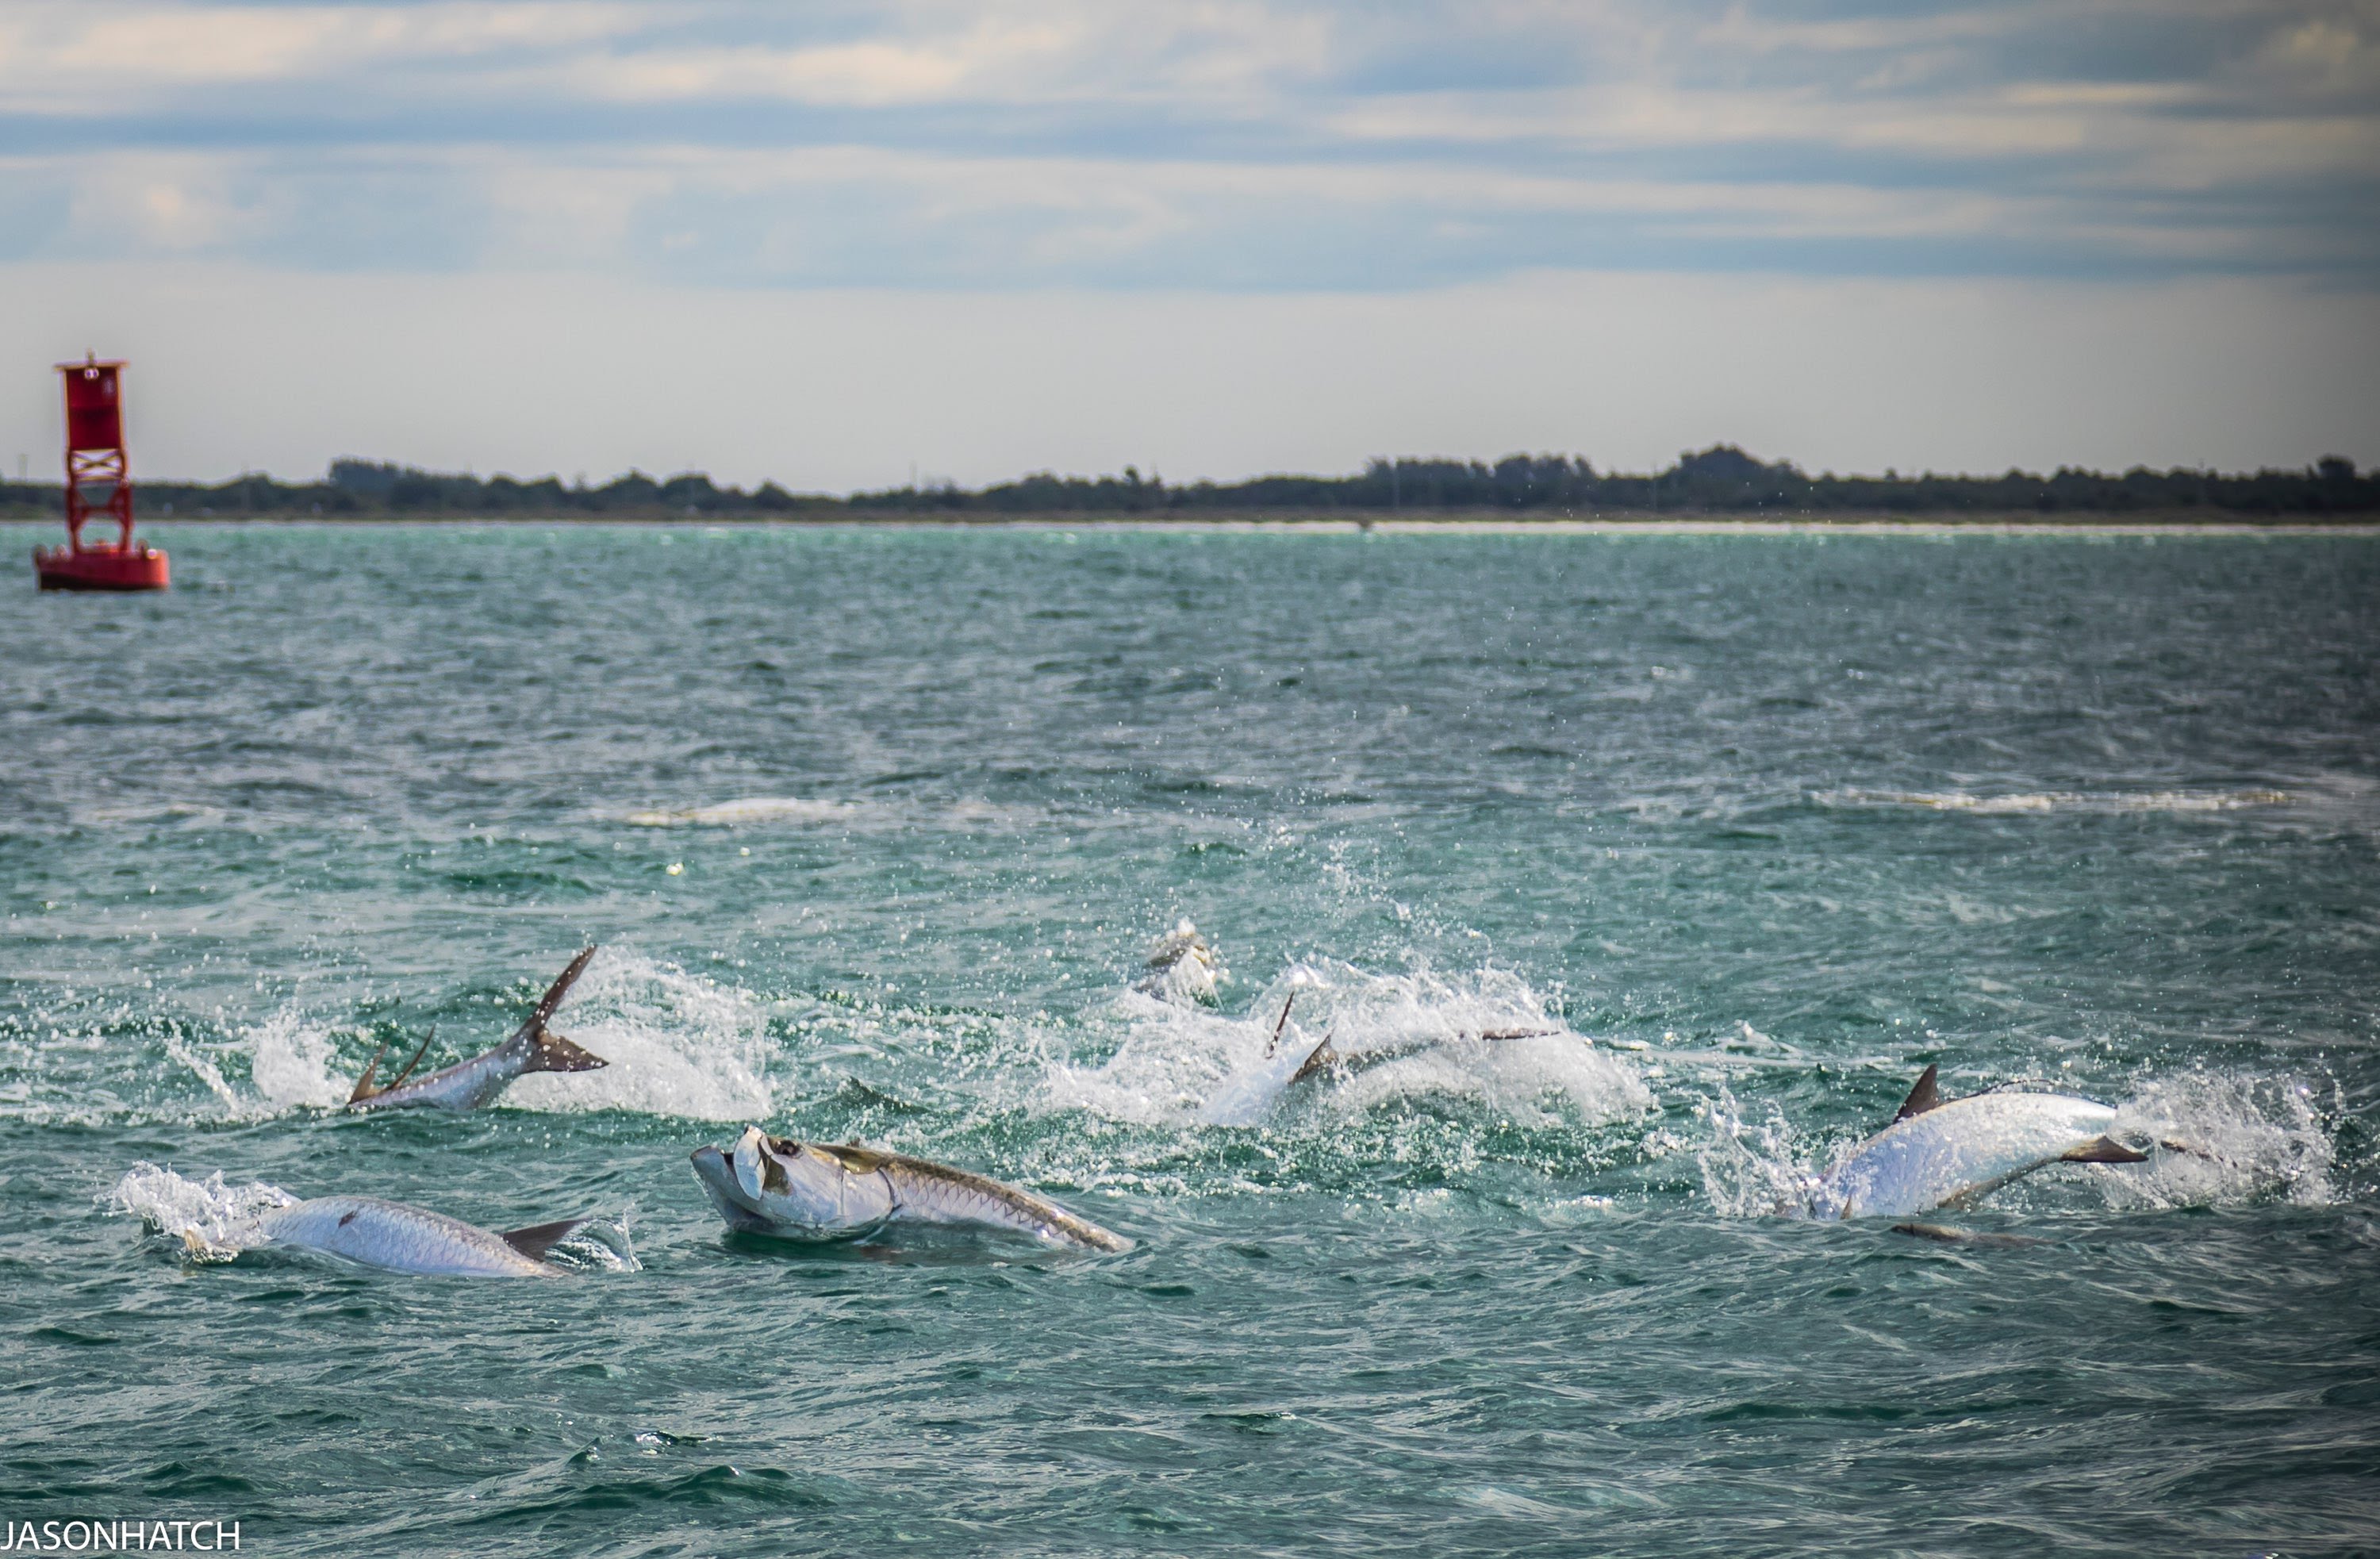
[2,0,2376,490]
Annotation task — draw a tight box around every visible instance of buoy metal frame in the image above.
[33,354,170,592]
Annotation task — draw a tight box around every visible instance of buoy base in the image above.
[33,545,171,591]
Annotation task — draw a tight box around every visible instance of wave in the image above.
[1816,788,2290,815]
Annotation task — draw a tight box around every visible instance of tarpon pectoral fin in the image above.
[498,1218,589,1261]
[526,1027,607,1075]
[2061,1135,2149,1165]
[347,1039,391,1105]
[1891,1221,1968,1243]
[1288,1035,1342,1085]
[1892,1063,1943,1123]
[1263,991,1296,1058]
[1891,1222,2047,1249]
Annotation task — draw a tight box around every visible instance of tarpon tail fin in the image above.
[2062,1135,2149,1165]
[523,947,599,1034]
[346,1027,435,1106]
[526,1027,607,1075]
[1893,1064,1943,1122]
[499,1217,589,1261]
[515,948,606,1073]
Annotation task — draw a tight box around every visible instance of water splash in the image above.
[244,1006,350,1113]
[1047,958,1649,1130]
[108,1163,294,1261]
[1697,1068,2340,1220]
[2110,1070,2337,1209]
[1696,1082,1826,1219]
[503,950,774,1120]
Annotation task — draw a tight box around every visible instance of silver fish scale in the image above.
[350,1034,532,1112]
[258,1196,556,1277]
[881,1157,1124,1250]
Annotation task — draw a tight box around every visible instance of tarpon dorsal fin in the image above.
[2061,1135,2149,1165]
[499,1217,588,1261]
[1288,1033,1342,1086]
[1893,1064,1943,1122]
[818,1142,892,1175]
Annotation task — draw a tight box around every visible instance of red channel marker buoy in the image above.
[33,354,170,592]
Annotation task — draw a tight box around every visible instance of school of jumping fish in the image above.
[130,930,2208,1277]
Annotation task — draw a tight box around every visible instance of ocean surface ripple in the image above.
[3,523,2375,1555]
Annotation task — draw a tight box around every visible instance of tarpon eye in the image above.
[769,1136,801,1156]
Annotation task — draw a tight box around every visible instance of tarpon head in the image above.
[1138,920,1226,1005]
[689,1126,892,1235]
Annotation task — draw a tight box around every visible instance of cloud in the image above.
[0,0,2372,290]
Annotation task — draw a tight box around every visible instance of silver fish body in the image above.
[254,1196,574,1277]
[1814,1085,2140,1219]
[691,1127,1131,1252]
[347,949,605,1113]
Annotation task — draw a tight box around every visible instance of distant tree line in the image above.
[1,447,2373,520]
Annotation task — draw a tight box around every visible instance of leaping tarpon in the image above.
[1810,1064,2148,1220]
[346,948,607,1112]
[689,1127,1132,1252]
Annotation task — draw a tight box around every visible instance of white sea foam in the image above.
[1046,958,1649,1129]
[108,1163,294,1260]
[1817,788,2289,815]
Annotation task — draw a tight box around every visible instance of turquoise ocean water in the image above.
[2,523,2374,1555]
